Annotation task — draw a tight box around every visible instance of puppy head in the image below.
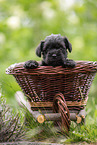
[36,34,72,66]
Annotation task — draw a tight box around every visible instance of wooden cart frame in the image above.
[6,61,97,132]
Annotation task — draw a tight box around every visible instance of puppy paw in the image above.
[63,59,76,68]
[24,60,39,69]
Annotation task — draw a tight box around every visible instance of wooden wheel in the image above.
[53,93,70,133]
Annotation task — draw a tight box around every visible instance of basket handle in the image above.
[53,93,70,133]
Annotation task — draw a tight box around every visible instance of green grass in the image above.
[1,87,97,144]
[67,121,97,144]
[24,117,97,144]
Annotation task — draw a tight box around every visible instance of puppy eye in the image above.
[60,47,63,50]
[57,44,64,49]
[56,44,61,48]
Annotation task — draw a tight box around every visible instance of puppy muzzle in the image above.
[52,53,57,58]
[45,49,66,66]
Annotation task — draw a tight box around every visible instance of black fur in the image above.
[24,34,76,69]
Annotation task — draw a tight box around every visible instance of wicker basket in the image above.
[6,61,97,131]
[6,61,97,110]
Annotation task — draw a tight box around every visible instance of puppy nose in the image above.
[52,54,57,57]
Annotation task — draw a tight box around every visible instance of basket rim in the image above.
[6,61,97,75]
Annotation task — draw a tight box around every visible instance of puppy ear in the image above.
[36,41,44,57]
[64,37,72,53]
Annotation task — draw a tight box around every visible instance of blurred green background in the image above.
[0,0,97,110]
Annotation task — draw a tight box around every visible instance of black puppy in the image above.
[24,34,76,68]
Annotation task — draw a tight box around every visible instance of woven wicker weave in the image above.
[6,61,97,112]
[6,61,97,132]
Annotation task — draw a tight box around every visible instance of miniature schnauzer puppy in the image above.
[24,34,76,69]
